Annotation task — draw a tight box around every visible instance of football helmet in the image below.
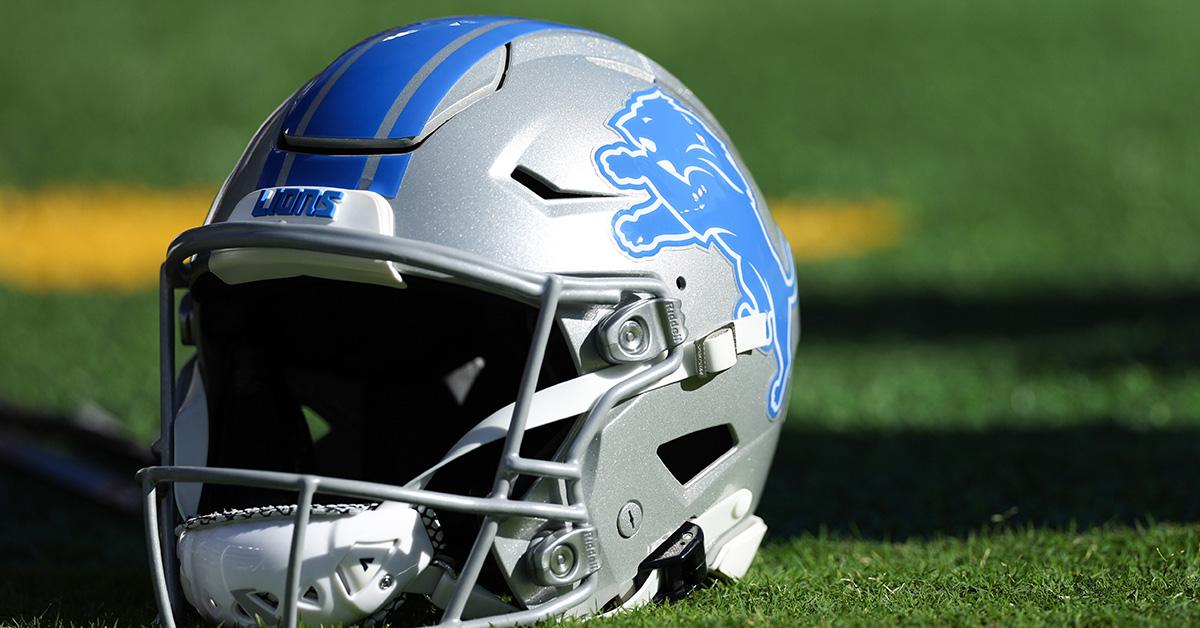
[139,15,799,627]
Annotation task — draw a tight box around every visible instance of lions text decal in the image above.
[251,187,343,219]
[595,88,797,418]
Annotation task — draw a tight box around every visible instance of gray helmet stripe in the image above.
[356,157,380,190]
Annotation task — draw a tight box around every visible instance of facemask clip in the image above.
[526,526,601,587]
[597,297,688,363]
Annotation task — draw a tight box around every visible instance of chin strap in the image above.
[695,312,770,377]
[408,312,772,489]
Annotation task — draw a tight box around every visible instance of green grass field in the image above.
[2,0,1199,625]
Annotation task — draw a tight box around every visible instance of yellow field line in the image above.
[771,198,902,262]
[0,187,901,293]
[0,186,213,292]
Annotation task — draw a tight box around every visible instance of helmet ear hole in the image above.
[675,276,687,290]
[656,424,737,485]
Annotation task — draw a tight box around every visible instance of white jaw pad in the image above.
[691,488,767,580]
[176,501,432,626]
[209,187,405,288]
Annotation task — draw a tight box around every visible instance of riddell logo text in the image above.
[251,188,343,218]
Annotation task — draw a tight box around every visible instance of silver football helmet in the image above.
[139,15,799,627]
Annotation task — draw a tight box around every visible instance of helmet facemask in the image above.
[142,223,694,626]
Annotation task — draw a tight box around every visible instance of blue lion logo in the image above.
[595,88,798,419]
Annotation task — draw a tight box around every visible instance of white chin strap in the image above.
[177,501,432,626]
[410,312,770,489]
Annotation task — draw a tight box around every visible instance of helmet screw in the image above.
[379,574,394,590]
[548,545,576,577]
[617,501,643,538]
[618,319,648,355]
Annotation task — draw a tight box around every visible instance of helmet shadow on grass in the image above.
[802,287,1200,373]
[762,423,1200,541]
[764,285,1200,540]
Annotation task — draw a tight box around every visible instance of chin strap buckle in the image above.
[695,312,770,377]
[637,521,707,602]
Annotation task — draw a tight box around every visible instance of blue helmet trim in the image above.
[383,19,574,140]
[258,16,577,199]
[283,29,399,141]
[256,151,411,199]
[283,17,509,140]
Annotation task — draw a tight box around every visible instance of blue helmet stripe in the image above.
[366,154,411,198]
[255,149,411,199]
[285,29,398,138]
[369,18,521,140]
[259,28,399,189]
[385,20,574,141]
[284,17,508,140]
[259,17,577,198]
[284,153,367,189]
[257,147,286,189]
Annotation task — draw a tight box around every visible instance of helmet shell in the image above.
[196,15,799,617]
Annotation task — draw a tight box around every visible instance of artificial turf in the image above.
[1,0,1198,624]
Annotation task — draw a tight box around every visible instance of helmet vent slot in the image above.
[495,43,512,90]
[511,165,615,200]
[656,424,737,485]
[278,132,422,155]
